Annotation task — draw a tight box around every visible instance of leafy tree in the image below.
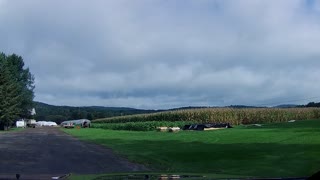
[0,58,20,129]
[71,111,80,119]
[46,115,67,124]
[0,53,35,130]
[5,54,35,118]
[86,113,94,120]
[306,102,320,107]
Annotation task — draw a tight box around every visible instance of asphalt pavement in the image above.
[0,127,147,179]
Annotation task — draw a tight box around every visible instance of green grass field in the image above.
[68,172,246,180]
[64,120,320,178]
[0,127,24,132]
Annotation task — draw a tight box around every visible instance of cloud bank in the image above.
[0,0,320,108]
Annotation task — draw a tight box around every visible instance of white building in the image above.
[36,121,58,127]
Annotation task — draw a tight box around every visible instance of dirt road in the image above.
[0,127,146,178]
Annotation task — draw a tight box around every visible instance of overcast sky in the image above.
[1,0,320,109]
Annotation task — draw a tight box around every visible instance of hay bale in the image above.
[168,127,180,132]
[157,127,168,132]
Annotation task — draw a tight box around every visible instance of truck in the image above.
[27,119,36,128]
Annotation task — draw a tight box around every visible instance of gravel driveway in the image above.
[0,127,147,179]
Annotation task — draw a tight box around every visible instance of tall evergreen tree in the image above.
[0,53,35,130]
[6,54,35,118]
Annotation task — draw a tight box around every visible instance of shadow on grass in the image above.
[86,138,320,178]
[243,120,320,129]
[0,127,25,133]
[240,120,320,133]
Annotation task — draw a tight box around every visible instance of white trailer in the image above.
[16,120,26,128]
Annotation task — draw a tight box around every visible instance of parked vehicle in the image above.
[60,122,74,128]
[27,119,36,128]
[16,120,26,128]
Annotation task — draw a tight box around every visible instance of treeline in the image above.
[0,53,34,130]
[34,102,160,124]
[305,102,320,107]
[34,102,320,124]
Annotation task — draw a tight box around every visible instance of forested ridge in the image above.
[34,101,160,124]
[33,101,320,124]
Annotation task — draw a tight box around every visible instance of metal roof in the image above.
[61,119,91,125]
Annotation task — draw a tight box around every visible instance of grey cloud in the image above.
[0,0,320,109]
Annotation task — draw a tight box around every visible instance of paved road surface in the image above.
[0,127,147,179]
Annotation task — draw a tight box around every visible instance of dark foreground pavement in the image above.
[0,127,147,179]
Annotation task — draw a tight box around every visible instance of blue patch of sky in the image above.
[305,0,319,12]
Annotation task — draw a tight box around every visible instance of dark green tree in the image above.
[86,113,94,120]
[6,54,35,118]
[0,54,20,129]
[0,53,35,130]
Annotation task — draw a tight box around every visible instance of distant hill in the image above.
[273,104,299,108]
[169,105,268,110]
[33,102,159,124]
[168,106,212,111]
[33,101,316,124]
[227,105,266,108]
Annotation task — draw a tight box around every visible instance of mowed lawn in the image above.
[0,127,24,133]
[64,120,320,178]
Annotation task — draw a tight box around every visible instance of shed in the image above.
[60,119,91,128]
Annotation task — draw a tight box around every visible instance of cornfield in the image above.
[93,108,320,125]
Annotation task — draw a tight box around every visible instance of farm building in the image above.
[16,119,37,128]
[60,119,91,128]
[36,121,58,127]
